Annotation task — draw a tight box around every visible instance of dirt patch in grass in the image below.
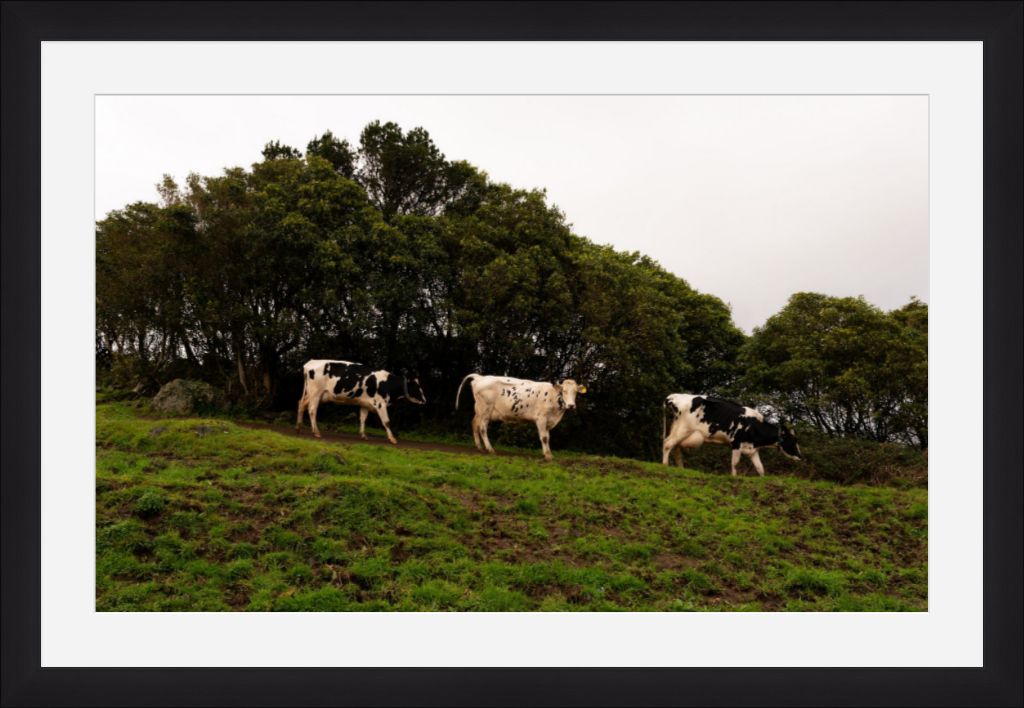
[558,457,668,479]
[652,552,701,571]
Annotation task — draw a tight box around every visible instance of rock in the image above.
[151,379,223,416]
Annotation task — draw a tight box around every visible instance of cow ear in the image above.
[553,382,563,393]
[578,385,587,394]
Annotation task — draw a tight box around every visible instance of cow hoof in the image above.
[360,435,367,440]
[314,434,322,439]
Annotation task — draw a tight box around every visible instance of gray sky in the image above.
[96,95,928,332]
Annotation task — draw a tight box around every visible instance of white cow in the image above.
[456,374,585,460]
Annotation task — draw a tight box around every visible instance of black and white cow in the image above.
[662,393,802,475]
[455,374,585,460]
[297,360,426,443]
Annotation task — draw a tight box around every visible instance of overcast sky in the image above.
[96,95,928,332]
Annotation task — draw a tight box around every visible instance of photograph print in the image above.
[95,95,928,612]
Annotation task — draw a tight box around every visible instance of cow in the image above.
[662,393,802,475]
[296,360,426,443]
[455,374,586,460]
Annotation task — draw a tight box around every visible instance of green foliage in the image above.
[261,141,302,161]
[97,122,926,459]
[96,403,927,612]
[134,490,167,518]
[96,122,745,460]
[671,428,927,486]
[305,131,357,178]
[737,293,928,448]
[784,566,848,598]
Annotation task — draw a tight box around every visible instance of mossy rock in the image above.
[152,379,224,415]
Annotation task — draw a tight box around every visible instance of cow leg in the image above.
[536,420,552,461]
[730,449,742,476]
[663,430,702,465]
[479,417,495,454]
[359,408,369,440]
[749,449,766,477]
[662,433,683,465]
[471,414,483,450]
[374,404,397,445]
[673,432,704,467]
[308,396,322,439]
[471,403,486,450]
[296,393,308,432]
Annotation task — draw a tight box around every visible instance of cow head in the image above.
[402,374,427,405]
[557,379,585,410]
[777,421,802,460]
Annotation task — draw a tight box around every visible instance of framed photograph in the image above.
[2,2,1021,706]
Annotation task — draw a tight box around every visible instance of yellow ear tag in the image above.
[579,385,587,394]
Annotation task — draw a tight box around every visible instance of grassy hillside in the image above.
[96,403,927,611]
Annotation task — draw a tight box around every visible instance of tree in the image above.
[434,183,744,458]
[261,141,301,161]
[306,131,357,178]
[357,121,476,221]
[738,293,928,448]
[886,298,928,447]
[98,148,379,404]
[96,199,200,388]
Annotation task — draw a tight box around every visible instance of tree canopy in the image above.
[737,293,927,448]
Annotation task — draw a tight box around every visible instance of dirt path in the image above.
[237,420,539,458]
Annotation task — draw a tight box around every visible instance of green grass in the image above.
[236,404,931,488]
[96,403,927,611]
[246,407,500,449]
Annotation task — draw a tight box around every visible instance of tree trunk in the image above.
[233,333,249,396]
[179,328,199,366]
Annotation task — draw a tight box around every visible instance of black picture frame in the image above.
[2,2,1021,706]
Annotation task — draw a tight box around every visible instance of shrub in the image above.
[97,519,149,552]
[275,587,355,612]
[285,563,314,585]
[784,566,848,598]
[671,429,926,487]
[227,559,254,580]
[134,490,166,518]
[410,580,464,609]
[473,586,532,611]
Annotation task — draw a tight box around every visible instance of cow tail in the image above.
[455,374,477,411]
[662,399,667,441]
